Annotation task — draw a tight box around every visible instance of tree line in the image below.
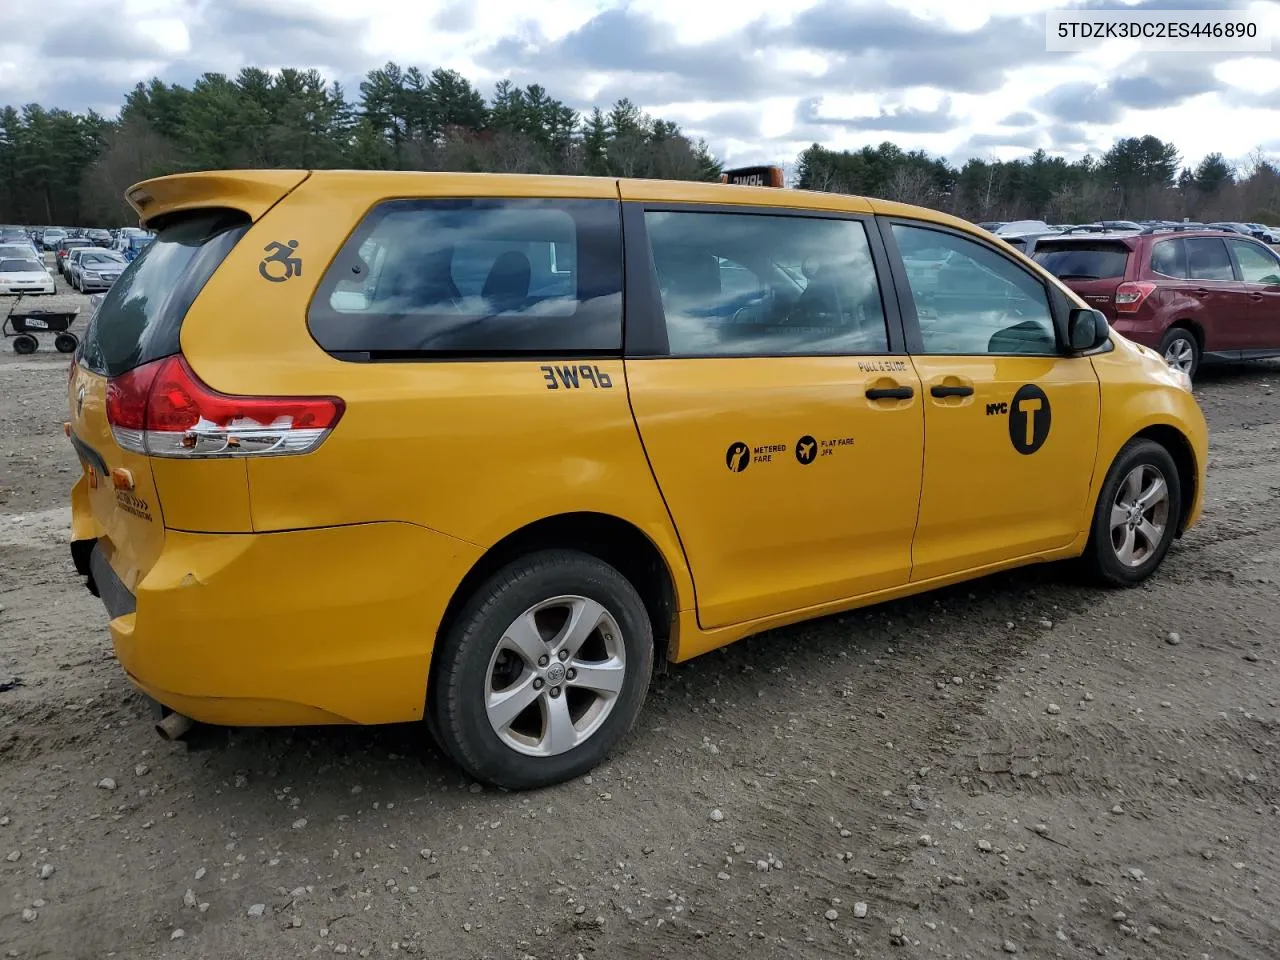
[0,63,722,226]
[1,63,1276,228]
[796,135,1280,225]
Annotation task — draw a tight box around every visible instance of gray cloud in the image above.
[999,111,1039,128]
[959,131,1044,152]
[781,1,1045,94]
[796,96,958,133]
[1036,81,1122,125]
[39,20,172,62]
[432,2,475,33]
[195,0,373,75]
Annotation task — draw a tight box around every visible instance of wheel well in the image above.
[1166,321,1204,351]
[1135,425,1197,535]
[433,513,678,676]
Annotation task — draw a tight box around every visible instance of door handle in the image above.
[930,384,974,398]
[1193,287,1210,295]
[1250,293,1264,300]
[865,385,914,400]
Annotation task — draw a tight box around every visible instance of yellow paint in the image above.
[67,169,1209,729]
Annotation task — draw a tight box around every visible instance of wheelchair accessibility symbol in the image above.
[259,240,302,283]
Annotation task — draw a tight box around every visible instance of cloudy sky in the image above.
[3,0,1279,170]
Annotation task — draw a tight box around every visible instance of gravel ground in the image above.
[2,256,1279,959]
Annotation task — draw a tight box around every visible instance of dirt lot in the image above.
[2,259,1278,959]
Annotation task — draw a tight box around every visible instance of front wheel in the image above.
[1081,439,1182,587]
[431,550,654,790]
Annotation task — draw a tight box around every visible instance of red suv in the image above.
[1033,226,1280,377]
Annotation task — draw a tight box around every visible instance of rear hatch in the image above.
[1032,239,1134,320]
[68,171,308,590]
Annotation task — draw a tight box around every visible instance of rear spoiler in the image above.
[124,170,311,229]
[720,165,786,188]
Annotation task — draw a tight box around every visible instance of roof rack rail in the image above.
[1137,224,1232,235]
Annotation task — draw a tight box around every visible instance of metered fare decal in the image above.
[724,435,855,472]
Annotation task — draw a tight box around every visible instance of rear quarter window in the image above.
[1032,243,1130,279]
[79,209,250,377]
[307,198,623,358]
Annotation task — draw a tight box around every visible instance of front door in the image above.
[621,199,924,629]
[1225,237,1280,354]
[882,219,1101,583]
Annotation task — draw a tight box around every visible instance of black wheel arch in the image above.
[1130,424,1198,537]
[430,513,679,701]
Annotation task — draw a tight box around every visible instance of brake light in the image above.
[1114,281,1156,313]
[105,355,344,458]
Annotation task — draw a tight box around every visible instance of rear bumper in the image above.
[73,522,482,727]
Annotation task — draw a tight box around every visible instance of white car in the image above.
[0,256,55,295]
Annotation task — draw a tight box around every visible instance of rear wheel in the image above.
[12,334,37,355]
[431,550,653,790]
[1081,439,1181,587]
[55,333,78,353]
[1159,327,1199,378]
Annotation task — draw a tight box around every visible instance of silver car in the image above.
[68,249,127,292]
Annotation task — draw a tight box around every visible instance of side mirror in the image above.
[1067,307,1110,351]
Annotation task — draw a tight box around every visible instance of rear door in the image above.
[1032,239,1132,322]
[1180,236,1250,351]
[1224,237,1280,354]
[620,194,924,629]
[880,217,1101,582]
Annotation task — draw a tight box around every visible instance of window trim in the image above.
[876,216,1091,359]
[1148,237,1189,281]
[621,201,908,360]
[1223,236,1280,285]
[306,196,625,363]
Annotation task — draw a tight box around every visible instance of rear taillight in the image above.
[1114,281,1156,313]
[105,355,344,458]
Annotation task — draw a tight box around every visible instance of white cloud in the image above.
[5,0,1279,170]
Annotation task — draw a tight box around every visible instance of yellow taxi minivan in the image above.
[67,166,1207,789]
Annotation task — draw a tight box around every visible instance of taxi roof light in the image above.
[720,165,786,188]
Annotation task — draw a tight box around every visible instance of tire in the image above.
[12,334,37,355]
[1081,438,1182,587]
[1159,327,1200,378]
[55,333,78,353]
[431,549,654,790]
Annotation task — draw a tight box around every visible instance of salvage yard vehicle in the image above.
[67,248,127,292]
[0,256,54,295]
[67,168,1208,789]
[1034,224,1280,377]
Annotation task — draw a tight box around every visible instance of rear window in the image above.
[307,198,623,358]
[1033,242,1130,280]
[79,209,250,377]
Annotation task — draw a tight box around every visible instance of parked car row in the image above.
[18,224,155,255]
[983,218,1280,250]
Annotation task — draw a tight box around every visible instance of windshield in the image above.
[82,253,124,265]
[0,259,41,272]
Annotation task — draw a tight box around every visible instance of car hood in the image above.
[0,271,50,281]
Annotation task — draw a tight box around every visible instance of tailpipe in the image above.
[155,711,195,741]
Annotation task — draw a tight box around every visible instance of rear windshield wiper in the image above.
[1054,273,1101,280]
